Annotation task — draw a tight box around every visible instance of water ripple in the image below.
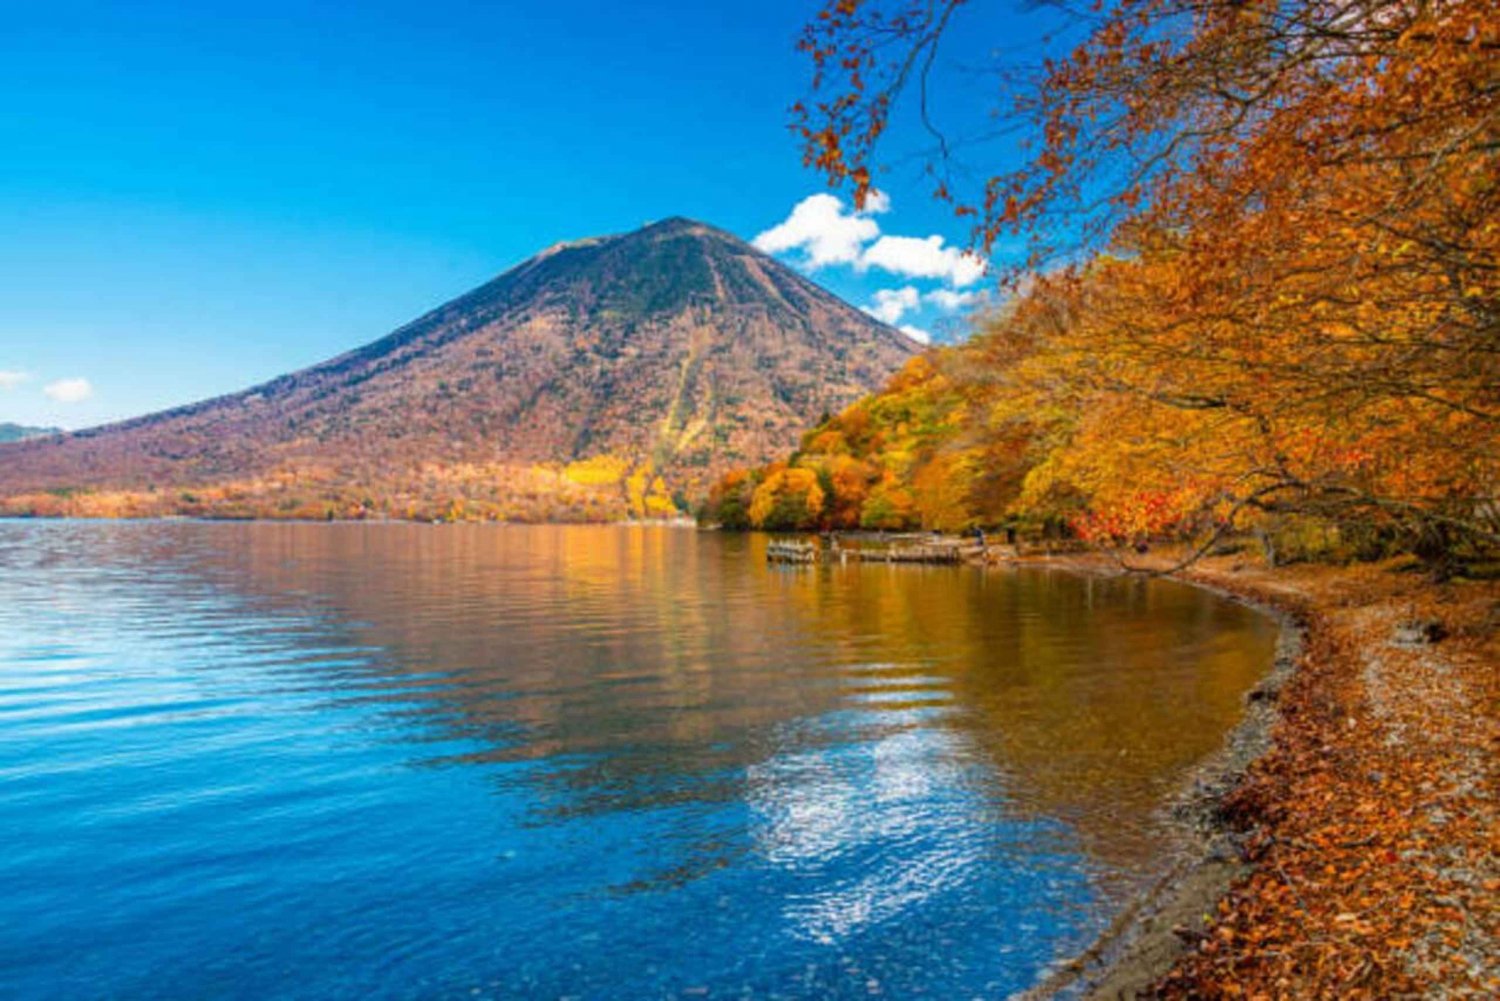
[0,520,1278,999]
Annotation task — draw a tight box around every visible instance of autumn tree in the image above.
[704,468,756,528]
[797,0,1499,564]
[749,467,827,529]
[860,477,919,528]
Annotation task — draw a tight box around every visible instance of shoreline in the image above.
[998,550,1497,999]
[996,554,1304,1000]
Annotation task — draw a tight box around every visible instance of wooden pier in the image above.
[766,536,970,566]
[851,542,964,564]
[766,540,818,564]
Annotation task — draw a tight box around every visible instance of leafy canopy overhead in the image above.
[778,0,1497,566]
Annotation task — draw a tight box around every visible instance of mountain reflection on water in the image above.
[0,521,1277,999]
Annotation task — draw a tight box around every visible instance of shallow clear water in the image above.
[0,521,1277,999]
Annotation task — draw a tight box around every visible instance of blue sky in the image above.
[0,1,1049,429]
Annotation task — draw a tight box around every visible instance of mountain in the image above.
[0,218,917,520]
[0,424,61,444]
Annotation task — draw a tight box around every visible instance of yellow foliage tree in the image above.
[748,468,826,530]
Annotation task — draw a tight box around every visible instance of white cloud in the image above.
[924,288,983,312]
[752,193,881,268]
[756,192,987,306]
[44,377,93,404]
[860,234,985,287]
[0,370,28,390]
[898,325,932,345]
[864,286,921,325]
[859,189,892,214]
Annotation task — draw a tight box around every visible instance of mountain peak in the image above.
[539,217,726,260]
[619,216,741,248]
[642,215,703,232]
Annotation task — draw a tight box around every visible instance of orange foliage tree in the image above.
[794,0,1498,566]
[748,467,827,529]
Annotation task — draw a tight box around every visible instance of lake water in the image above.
[0,521,1277,999]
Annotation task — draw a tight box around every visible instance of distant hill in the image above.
[0,218,917,520]
[0,423,61,444]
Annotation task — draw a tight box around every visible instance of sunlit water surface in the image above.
[0,522,1277,999]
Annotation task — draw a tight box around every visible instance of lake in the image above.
[0,521,1278,999]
